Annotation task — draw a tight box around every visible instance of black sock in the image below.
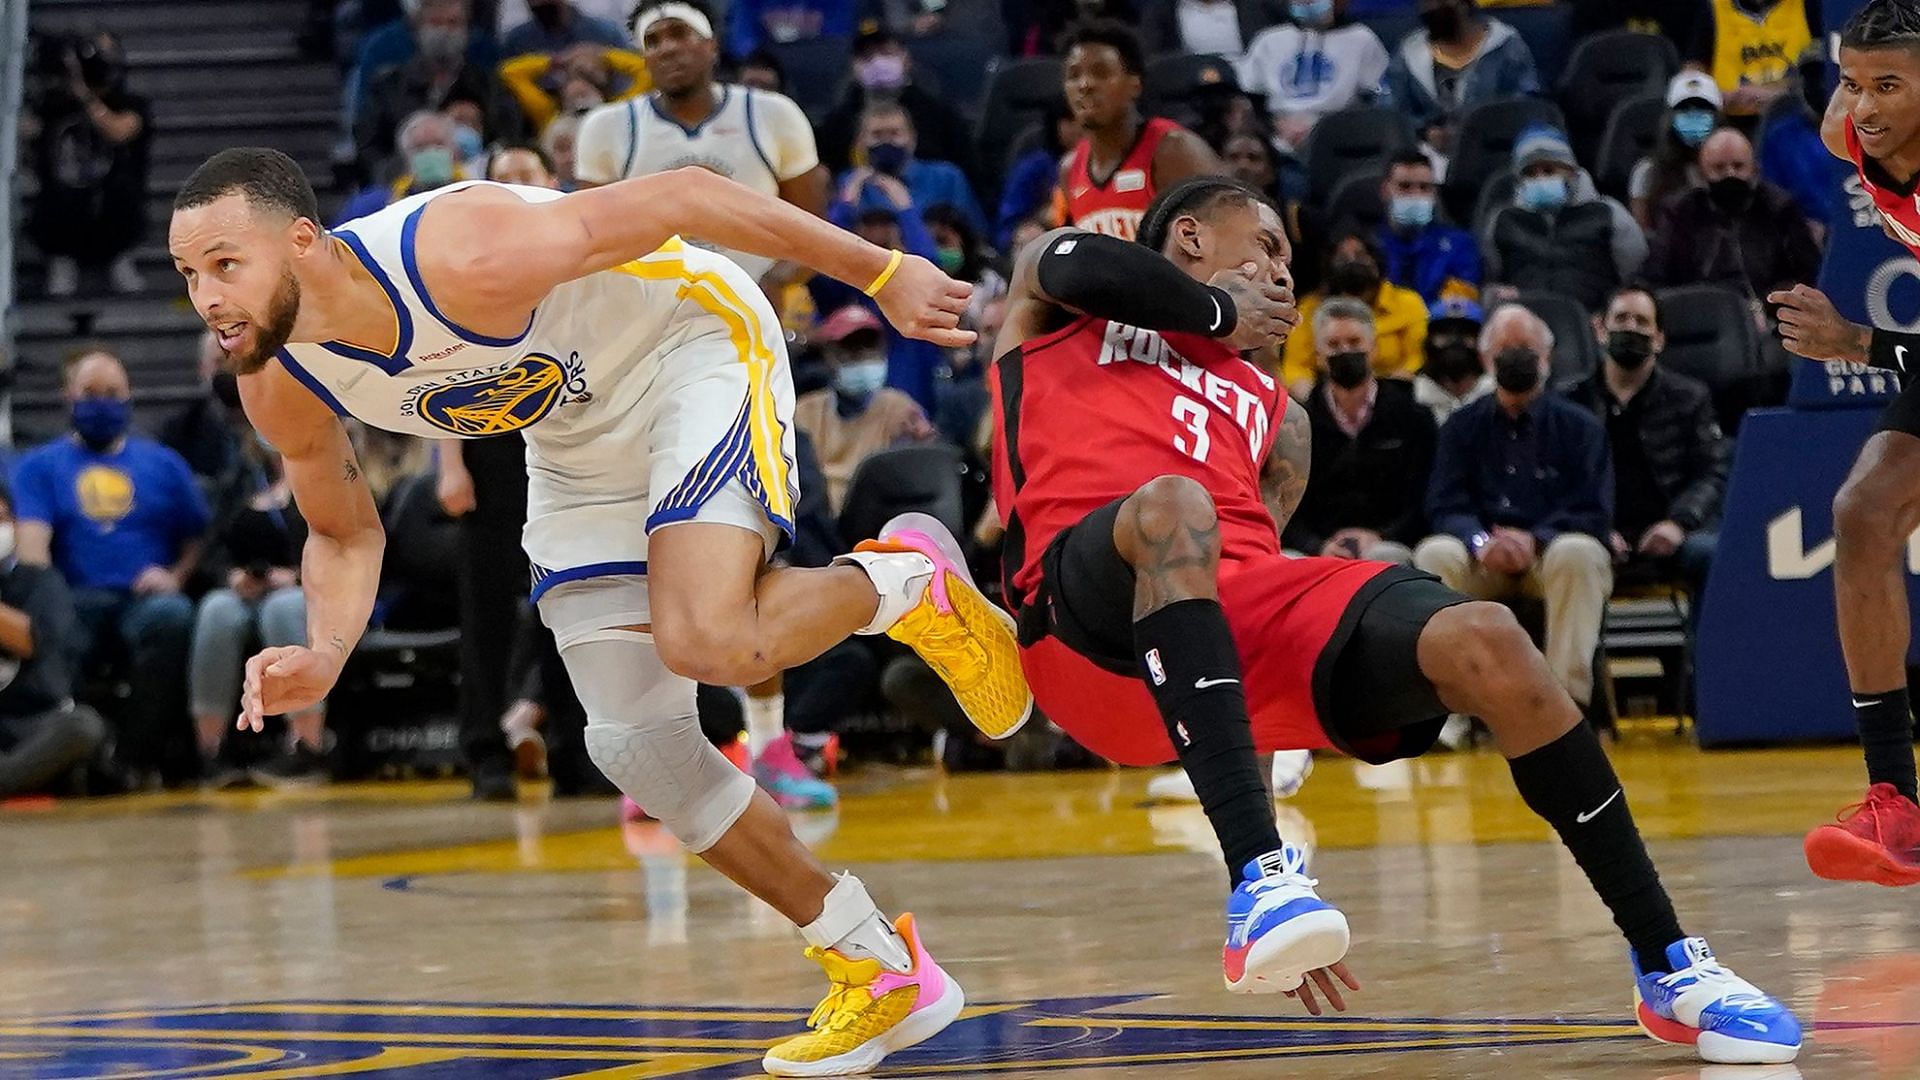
[1134,599,1281,886]
[1507,724,1684,973]
[1853,688,1917,801]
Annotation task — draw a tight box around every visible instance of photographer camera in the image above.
[27,30,151,298]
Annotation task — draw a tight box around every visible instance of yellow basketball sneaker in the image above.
[762,913,966,1076]
[853,512,1033,739]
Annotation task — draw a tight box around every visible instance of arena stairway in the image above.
[14,0,342,444]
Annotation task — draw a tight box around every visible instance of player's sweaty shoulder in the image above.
[410,185,554,318]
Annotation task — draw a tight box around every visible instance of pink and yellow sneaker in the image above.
[762,913,966,1076]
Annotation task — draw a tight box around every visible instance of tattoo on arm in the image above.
[343,459,361,484]
[1261,404,1311,533]
[328,634,347,656]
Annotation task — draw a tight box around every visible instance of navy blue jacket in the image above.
[1426,391,1613,548]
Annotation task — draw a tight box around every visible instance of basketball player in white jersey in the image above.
[167,148,1028,1075]
[573,0,826,283]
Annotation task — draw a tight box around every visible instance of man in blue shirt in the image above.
[1375,149,1480,303]
[501,0,629,57]
[835,100,986,239]
[1413,304,1614,709]
[13,348,211,785]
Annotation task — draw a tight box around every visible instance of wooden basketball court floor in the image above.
[5,732,1918,1079]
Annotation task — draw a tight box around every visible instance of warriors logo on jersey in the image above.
[401,352,591,437]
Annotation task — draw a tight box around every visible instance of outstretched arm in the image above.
[415,174,973,346]
[234,362,386,728]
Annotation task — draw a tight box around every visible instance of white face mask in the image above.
[0,523,18,563]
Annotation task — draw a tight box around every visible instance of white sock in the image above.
[800,873,913,973]
[832,551,936,635]
[745,693,785,759]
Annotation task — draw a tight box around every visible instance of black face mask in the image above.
[1326,351,1372,389]
[1421,3,1465,41]
[1425,340,1481,382]
[211,370,243,409]
[1707,176,1753,213]
[1327,258,1380,297]
[1606,329,1655,370]
[1494,346,1542,394]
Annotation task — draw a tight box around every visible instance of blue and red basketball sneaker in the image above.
[1223,844,1350,993]
[1633,937,1801,1063]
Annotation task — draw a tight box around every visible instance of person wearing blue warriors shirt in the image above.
[12,347,211,787]
[1374,148,1480,304]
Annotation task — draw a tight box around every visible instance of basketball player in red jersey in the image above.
[991,176,1800,1062]
[1769,0,1920,887]
[1058,20,1223,239]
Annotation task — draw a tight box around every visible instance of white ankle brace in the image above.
[800,873,913,973]
[832,551,935,635]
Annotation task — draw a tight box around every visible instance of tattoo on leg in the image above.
[343,460,361,484]
[1129,502,1221,617]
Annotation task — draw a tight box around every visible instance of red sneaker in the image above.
[1805,783,1920,886]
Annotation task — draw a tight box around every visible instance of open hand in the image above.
[1769,284,1870,363]
[1211,262,1299,352]
[873,253,976,348]
[238,646,342,733]
[1285,960,1360,1016]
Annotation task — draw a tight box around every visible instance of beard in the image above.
[229,266,302,375]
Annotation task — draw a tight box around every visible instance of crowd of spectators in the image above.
[8,0,1833,800]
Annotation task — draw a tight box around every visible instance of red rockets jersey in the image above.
[1062,117,1179,240]
[1846,118,1920,254]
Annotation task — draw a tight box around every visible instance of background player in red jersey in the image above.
[990,176,1800,1062]
[1058,21,1223,239]
[1768,0,1920,887]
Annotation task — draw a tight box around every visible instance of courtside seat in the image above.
[1324,169,1386,235]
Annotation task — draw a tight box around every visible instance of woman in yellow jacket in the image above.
[1281,233,1430,400]
[501,42,651,134]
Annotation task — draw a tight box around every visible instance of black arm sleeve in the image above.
[1033,231,1239,338]
[1869,327,1920,373]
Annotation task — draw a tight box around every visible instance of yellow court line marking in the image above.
[0,1025,775,1052]
[1021,1017,1640,1035]
[24,1002,806,1024]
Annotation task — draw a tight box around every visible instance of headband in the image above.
[635,3,714,41]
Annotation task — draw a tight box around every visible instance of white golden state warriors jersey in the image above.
[277,180,798,585]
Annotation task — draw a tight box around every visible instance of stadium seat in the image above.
[1513,290,1600,389]
[1323,169,1386,235]
[976,57,1066,197]
[1654,283,1762,433]
[1441,96,1566,223]
[838,444,968,549]
[1496,4,1576,86]
[1592,93,1666,202]
[1302,105,1414,204]
[907,32,1002,118]
[1556,30,1679,165]
[1470,167,1519,237]
[765,36,854,123]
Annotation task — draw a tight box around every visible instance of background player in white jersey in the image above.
[573,0,826,283]
[167,148,1028,1075]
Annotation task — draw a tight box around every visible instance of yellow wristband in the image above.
[862,249,904,297]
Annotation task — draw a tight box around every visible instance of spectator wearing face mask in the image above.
[817,28,978,185]
[500,38,650,133]
[13,348,210,787]
[1383,0,1539,158]
[793,306,938,515]
[1237,0,1390,151]
[1413,296,1494,424]
[337,110,472,225]
[813,197,947,409]
[1414,304,1614,711]
[1281,232,1430,400]
[835,100,986,238]
[353,0,499,113]
[1484,124,1646,312]
[1284,298,1437,564]
[1643,126,1821,301]
[1375,148,1480,304]
[1631,72,1724,233]
[354,0,517,174]
[28,30,151,298]
[501,0,629,55]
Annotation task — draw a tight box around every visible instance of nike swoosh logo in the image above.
[1855,698,1882,708]
[1208,294,1223,333]
[1738,1018,1771,1034]
[1898,345,1910,372]
[1576,789,1623,823]
[1195,677,1239,690]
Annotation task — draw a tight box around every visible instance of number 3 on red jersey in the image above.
[1172,396,1211,462]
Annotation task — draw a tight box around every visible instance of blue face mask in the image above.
[452,124,484,162]
[1518,174,1569,213]
[1290,0,1333,25]
[72,397,130,452]
[834,357,888,399]
[410,146,455,188]
[865,142,910,177]
[1388,194,1435,230]
[1671,109,1716,148]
